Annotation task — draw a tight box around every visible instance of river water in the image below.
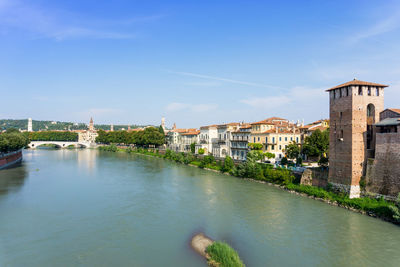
[0,149,399,266]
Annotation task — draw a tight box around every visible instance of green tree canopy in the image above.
[285,141,300,159]
[302,129,329,158]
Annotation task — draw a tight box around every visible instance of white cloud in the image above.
[241,96,291,109]
[348,9,400,44]
[240,86,328,122]
[166,102,218,113]
[166,102,189,112]
[167,70,279,89]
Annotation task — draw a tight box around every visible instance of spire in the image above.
[89,117,94,131]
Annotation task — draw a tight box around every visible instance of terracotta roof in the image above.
[388,108,400,114]
[200,125,217,130]
[217,122,240,128]
[326,79,388,91]
[181,130,200,136]
[308,126,328,132]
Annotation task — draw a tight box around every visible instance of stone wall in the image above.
[0,150,23,169]
[300,168,329,187]
[365,132,400,198]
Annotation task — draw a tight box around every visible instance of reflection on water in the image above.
[0,162,28,196]
[0,150,400,267]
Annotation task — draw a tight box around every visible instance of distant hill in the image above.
[0,119,149,131]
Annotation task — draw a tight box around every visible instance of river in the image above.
[0,149,399,266]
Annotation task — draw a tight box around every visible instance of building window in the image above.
[254,137,256,142]
[358,86,363,95]
[258,137,260,141]
[265,137,268,143]
[339,89,342,98]
[272,137,275,143]
[279,137,282,141]
[279,145,281,150]
[368,87,371,96]
[376,88,379,96]
[285,137,287,141]
[271,145,275,150]
[296,137,299,143]
[346,87,349,96]
[340,112,343,119]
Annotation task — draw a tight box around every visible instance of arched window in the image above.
[367,104,375,117]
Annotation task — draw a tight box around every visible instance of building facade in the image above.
[231,124,251,161]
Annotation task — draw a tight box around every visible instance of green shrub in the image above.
[98,144,118,152]
[198,148,205,155]
[222,156,235,173]
[206,241,245,267]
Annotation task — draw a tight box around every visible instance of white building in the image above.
[212,123,240,158]
[195,125,218,155]
[231,124,251,161]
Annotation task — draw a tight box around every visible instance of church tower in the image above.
[327,79,387,198]
[161,117,166,131]
[89,117,94,131]
[27,118,33,132]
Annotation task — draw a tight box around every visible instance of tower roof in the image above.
[326,79,388,91]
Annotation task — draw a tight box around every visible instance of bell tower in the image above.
[327,79,387,198]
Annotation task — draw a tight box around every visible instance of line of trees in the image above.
[0,128,29,153]
[96,127,165,146]
[27,131,78,141]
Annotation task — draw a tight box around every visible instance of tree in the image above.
[302,129,329,159]
[190,143,196,154]
[285,141,300,159]
[264,152,275,160]
[5,128,20,134]
[0,132,29,153]
[222,156,235,172]
[281,157,288,166]
[248,143,263,150]
[158,125,165,135]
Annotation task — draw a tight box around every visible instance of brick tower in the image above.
[327,79,387,198]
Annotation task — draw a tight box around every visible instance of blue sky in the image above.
[1,0,400,128]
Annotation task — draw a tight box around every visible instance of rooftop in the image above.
[326,79,388,91]
[375,118,400,127]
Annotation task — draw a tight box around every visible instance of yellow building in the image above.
[250,117,301,162]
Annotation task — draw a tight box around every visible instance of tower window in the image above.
[376,88,379,96]
[368,87,371,96]
[358,86,363,95]
[339,112,343,119]
[339,89,342,98]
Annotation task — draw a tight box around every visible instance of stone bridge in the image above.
[28,141,93,149]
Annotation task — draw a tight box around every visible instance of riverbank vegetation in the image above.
[0,128,29,153]
[98,145,400,224]
[206,241,245,267]
[96,127,165,146]
[27,131,78,141]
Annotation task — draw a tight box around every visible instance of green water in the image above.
[0,150,399,267]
